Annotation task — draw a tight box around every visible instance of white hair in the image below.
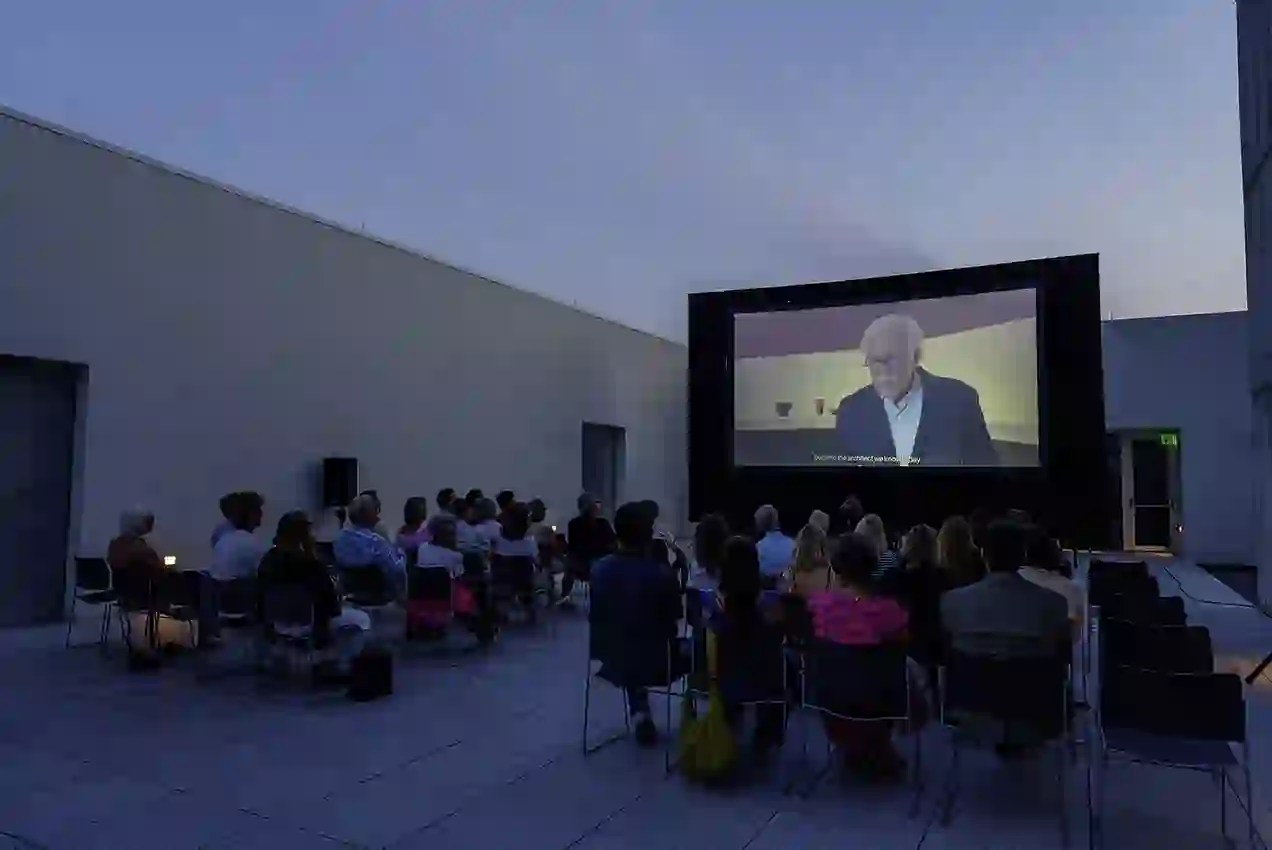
[861,313,924,359]
[347,494,380,527]
[754,504,780,533]
[119,506,154,536]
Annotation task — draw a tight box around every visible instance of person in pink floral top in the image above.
[807,531,919,780]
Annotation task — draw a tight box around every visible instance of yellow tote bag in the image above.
[677,629,738,782]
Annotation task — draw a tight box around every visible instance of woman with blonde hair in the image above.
[937,516,986,589]
[807,509,831,534]
[855,514,897,577]
[789,522,832,595]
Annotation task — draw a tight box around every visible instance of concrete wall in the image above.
[1238,0,1272,606]
[1102,312,1254,565]
[0,109,686,584]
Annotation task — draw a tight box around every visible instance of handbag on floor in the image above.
[677,630,737,782]
[347,647,393,702]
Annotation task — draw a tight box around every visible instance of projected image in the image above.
[732,288,1039,467]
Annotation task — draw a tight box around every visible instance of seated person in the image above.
[590,502,686,745]
[346,489,393,540]
[753,504,795,590]
[416,515,465,577]
[494,501,539,610]
[257,511,371,679]
[879,524,945,674]
[941,519,1071,661]
[211,492,237,549]
[204,491,269,648]
[474,497,504,551]
[208,492,268,581]
[1018,524,1086,643]
[395,496,431,561]
[564,492,616,605]
[334,493,407,597]
[807,532,916,781]
[709,536,791,759]
[937,516,987,590]
[108,507,164,659]
[789,522,832,597]
[856,514,898,580]
[688,513,729,592]
[456,497,489,556]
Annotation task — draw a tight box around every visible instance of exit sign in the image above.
[1160,433,1178,447]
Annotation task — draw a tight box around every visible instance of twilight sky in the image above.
[0,1,1246,341]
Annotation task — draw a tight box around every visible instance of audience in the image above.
[417,514,465,577]
[208,492,268,581]
[589,502,685,745]
[689,513,729,591]
[496,490,517,523]
[753,504,795,588]
[807,532,913,780]
[353,490,393,540]
[474,498,503,551]
[334,493,406,594]
[108,507,163,660]
[856,514,897,579]
[941,519,1070,661]
[808,509,831,535]
[257,511,371,680]
[211,493,236,549]
[710,535,789,759]
[436,488,458,517]
[396,496,431,560]
[789,522,832,596]
[837,495,865,536]
[455,497,488,554]
[1019,524,1085,642]
[882,524,944,674]
[527,498,554,548]
[564,492,616,606]
[936,516,986,589]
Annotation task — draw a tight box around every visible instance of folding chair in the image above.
[259,584,319,677]
[1100,619,1212,675]
[491,554,539,626]
[198,577,258,679]
[405,566,453,642]
[582,625,686,774]
[154,569,200,651]
[798,640,922,813]
[112,565,159,657]
[65,557,116,651]
[1099,593,1186,627]
[1096,665,1253,849]
[938,654,1075,847]
[338,565,399,640]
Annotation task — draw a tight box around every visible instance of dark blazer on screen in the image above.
[834,369,998,467]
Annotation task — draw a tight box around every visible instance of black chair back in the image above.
[218,578,256,618]
[1101,619,1212,674]
[339,566,394,605]
[713,617,787,702]
[1100,593,1185,626]
[110,564,154,611]
[684,588,709,631]
[778,593,815,648]
[75,557,112,592]
[491,555,536,594]
[262,584,315,630]
[462,552,488,578]
[1089,559,1149,580]
[805,640,909,719]
[407,566,452,602]
[1102,665,1245,742]
[1089,572,1158,608]
[942,653,1069,739]
[156,569,199,611]
[314,541,336,566]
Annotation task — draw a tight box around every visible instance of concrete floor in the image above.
[0,557,1267,850]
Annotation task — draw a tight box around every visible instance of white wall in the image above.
[0,110,686,582]
[1102,312,1254,565]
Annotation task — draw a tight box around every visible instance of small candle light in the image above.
[163,556,177,567]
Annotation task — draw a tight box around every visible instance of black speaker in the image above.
[322,457,358,508]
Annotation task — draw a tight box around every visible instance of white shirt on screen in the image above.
[884,378,924,465]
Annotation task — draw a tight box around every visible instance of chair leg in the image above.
[940,731,962,827]
[98,604,113,652]
[1057,741,1070,849]
[582,664,593,755]
[1218,768,1227,844]
[909,722,924,819]
[64,597,78,648]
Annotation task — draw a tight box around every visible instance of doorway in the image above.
[581,423,626,518]
[1111,430,1182,552]
[0,357,79,626]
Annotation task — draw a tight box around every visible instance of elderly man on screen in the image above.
[834,313,998,467]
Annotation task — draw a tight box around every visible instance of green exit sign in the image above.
[1159,433,1178,447]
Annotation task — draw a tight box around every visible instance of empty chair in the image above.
[1101,619,1212,675]
[259,583,319,675]
[405,566,454,639]
[1088,559,1149,581]
[1097,665,1252,847]
[1099,592,1185,627]
[490,554,539,624]
[65,557,116,651]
